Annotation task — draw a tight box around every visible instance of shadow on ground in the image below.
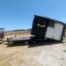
[29,39,64,48]
[5,41,28,47]
[5,39,65,48]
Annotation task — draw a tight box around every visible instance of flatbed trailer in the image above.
[0,28,5,44]
[7,36,43,44]
[7,35,60,45]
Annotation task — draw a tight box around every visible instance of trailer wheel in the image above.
[33,41,36,44]
[24,41,28,45]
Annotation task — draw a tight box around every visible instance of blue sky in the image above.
[0,0,66,31]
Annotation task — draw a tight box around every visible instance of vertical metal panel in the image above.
[53,23,63,40]
[45,27,54,39]
[45,23,64,41]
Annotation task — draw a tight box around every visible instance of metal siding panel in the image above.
[45,27,54,38]
[53,23,64,40]
[45,23,64,41]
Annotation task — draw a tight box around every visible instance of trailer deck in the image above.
[7,36,43,44]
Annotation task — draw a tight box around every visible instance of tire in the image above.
[24,41,28,44]
[33,41,36,44]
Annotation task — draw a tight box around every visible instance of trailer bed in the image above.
[7,36,39,42]
[7,36,61,45]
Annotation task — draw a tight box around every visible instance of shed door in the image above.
[45,27,54,39]
[45,22,63,41]
[53,23,63,40]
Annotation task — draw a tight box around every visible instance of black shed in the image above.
[31,14,65,41]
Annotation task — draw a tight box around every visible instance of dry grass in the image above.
[63,50,66,52]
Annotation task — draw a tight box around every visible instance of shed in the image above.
[31,14,65,41]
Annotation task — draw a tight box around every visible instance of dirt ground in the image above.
[0,32,66,66]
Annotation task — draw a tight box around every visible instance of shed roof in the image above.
[34,14,66,25]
